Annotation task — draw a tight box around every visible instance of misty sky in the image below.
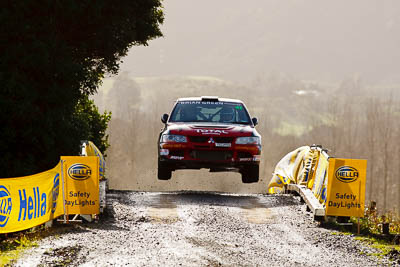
[120,0,400,84]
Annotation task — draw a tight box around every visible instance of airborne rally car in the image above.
[158,96,261,183]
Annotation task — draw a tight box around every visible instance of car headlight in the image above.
[161,134,188,143]
[235,136,260,145]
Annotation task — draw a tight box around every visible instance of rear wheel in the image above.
[158,160,172,180]
[241,165,259,183]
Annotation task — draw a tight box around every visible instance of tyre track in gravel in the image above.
[16,191,394,266]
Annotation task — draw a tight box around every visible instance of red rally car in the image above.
[158,96,261,183]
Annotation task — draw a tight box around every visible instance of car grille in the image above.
[189,136,209,143]
[237,152,253,158]
[190,150,233,161]
[214,137,233,143]
[170,150,184,157]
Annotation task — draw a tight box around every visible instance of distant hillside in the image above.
[95,74,399,136]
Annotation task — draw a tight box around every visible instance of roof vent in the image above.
[201,96,219,102]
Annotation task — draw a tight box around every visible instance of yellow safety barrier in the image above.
[0,142,104,234]
[310,151,329,205]
[0,163,63,234]
[268,145,367,218]
[85,141,106,180]
[267,146,311,193]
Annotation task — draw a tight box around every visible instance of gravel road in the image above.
[16,191,396,266]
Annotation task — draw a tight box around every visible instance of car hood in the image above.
[166,123,257,137]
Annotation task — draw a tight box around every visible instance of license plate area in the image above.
[190,150,233,161]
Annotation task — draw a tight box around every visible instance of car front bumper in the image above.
[159,143,261,171]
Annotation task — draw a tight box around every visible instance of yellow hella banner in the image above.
[61,156,99,215]
[0,163,63,234]
[310,151,328,205]
[86,141,105,180]
[326,158,367,217]
[267,146,311,193]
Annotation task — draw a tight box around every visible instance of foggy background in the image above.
[94,0,400,212]
[121,0,400,84]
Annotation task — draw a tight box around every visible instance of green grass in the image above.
[1,224,75,266]
[354,236,400,259]
[273,121,310,136]
[323,204,400,261]
[0,233,39,266]
[332,206,400,261]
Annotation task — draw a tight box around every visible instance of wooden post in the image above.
[357,180,361,235]
[382,223,390,235]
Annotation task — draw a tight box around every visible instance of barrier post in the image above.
[60,159,67,223]
[358,180,361,234]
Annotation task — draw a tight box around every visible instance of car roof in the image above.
[176,96,244,104]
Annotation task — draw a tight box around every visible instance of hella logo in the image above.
[335,166,359,183]
[0,185,12,227]
[68,164,92,180]
[51,174,60,213]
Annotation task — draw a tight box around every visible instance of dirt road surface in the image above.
[17,191,393,266]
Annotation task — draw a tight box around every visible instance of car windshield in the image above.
[169,101,251,124]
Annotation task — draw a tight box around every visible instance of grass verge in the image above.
[322,206,400,263]
[0,231,41,266]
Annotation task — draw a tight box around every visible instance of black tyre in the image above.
[241,165,259,183]
[158,161,172,180]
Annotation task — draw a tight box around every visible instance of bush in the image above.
[72,96,111,156]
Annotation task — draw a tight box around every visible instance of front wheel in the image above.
[158,160,172,180]
[241,165,259,183]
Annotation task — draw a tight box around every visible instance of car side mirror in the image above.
[161,113,169,124]
[252,117,258,126]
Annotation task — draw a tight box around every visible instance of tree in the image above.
[72,95,111,156]
[378,97,394,212]
[365,98,379,204]
[0,1,164,177]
